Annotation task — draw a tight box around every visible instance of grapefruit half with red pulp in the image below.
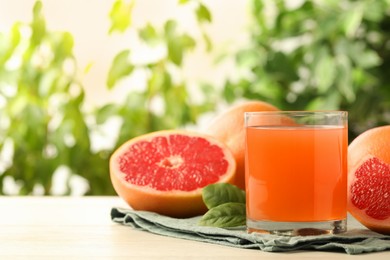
[110,130,236,218]
[348,126,390,234]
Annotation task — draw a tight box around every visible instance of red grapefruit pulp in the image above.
[348,126,390,234]
[109,130,236,218]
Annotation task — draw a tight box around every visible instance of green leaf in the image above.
[265,52,299,82]
[199,202,246,227]
[178,0,190,4]
[2,23,21,65]
[31,0,46,46]
[236,49,262,69]
[306,91,341,110]
[181,34,196,50]
[33,1,43,18]
[314,54,336,93]
[202,183,245,210]
[106,50,134,88]
[38,69,58,96]
[164,20,177,37]
[84,62,94,74]
[221,82,234,104]
[202,31,213,51]
[343,4,363,37]
[51,32,74,62]
[164,20,195,65]
[139,23,159,45]
[167,41,182,65]
[336,56,355,102]
[363,0,386,22]
[96,104,119,124]
[354,50,381,69]
[196,3,212,23]
[109,0,134,34]
[164,20,182,65]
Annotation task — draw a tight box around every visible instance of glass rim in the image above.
[245,110,348,116]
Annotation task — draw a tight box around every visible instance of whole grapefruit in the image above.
[206,101,279,189]
[109,130,236,218]
[348,125,390,235]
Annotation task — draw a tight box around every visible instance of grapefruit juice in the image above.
[245,111,348,235]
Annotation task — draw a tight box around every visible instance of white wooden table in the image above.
[0,196,388,259]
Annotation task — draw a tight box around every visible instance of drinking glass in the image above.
[245,111,348,236]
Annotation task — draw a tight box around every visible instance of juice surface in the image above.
[245,126,347,222]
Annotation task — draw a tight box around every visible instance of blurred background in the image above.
[0,0,389,195]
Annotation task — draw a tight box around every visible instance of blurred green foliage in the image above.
[1,0,389,195]
[222,0,390,140]
[0,0,215,195]
[0,1,114,195]
[102,0,216,149]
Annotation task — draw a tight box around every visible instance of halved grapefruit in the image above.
[348,125,390,235]
[109,130,236,218]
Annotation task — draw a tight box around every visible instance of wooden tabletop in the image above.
[0,196,388,259]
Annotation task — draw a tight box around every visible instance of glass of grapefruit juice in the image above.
[245,111,348,235]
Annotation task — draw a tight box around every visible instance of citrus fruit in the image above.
[206,101,279,189]
[109,130,236,218]
[348,125,390,235]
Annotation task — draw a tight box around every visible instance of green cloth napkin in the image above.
[111,207,390,255]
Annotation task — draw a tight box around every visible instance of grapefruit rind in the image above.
[348,125,390,235]
[206,101,280,190]
[109,130,236,218]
